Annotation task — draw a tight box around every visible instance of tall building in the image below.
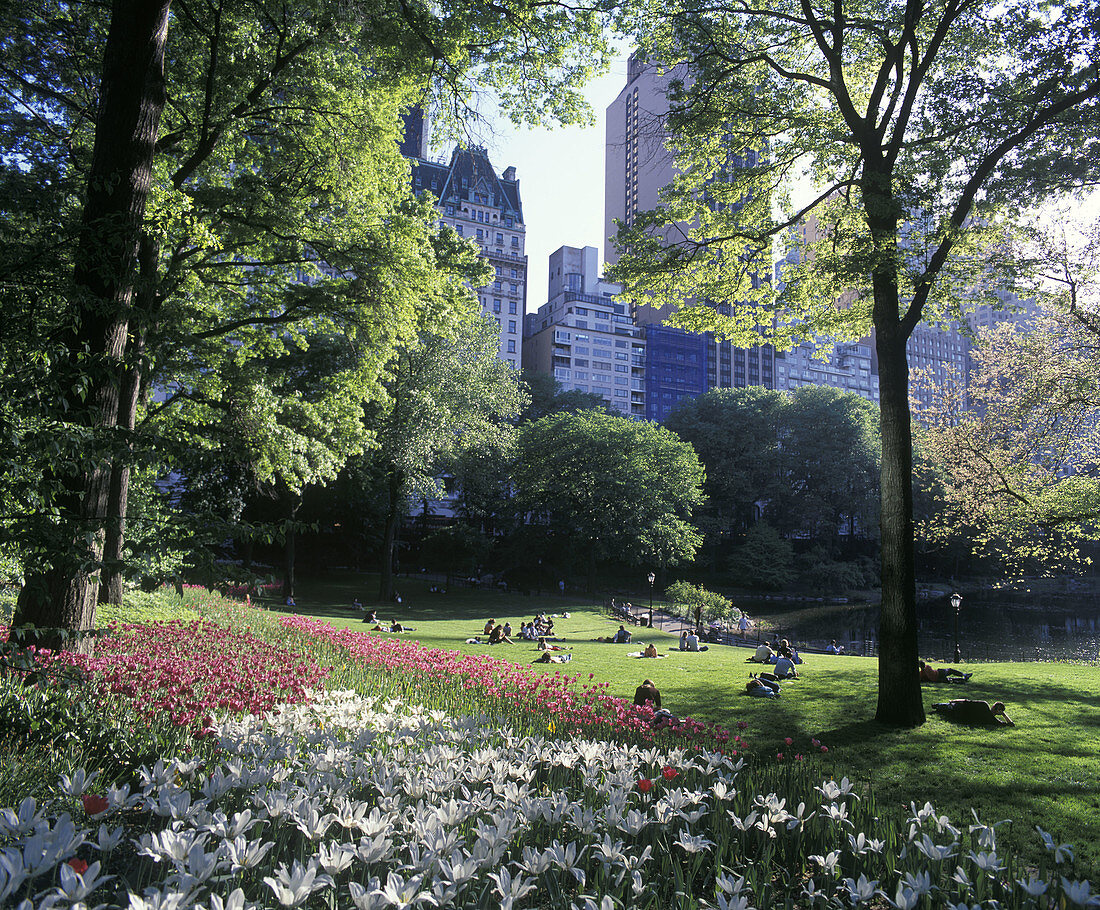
[605,53,774,418]
[407,145,528,368]
[523,246,646,418]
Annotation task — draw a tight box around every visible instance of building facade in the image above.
[605,54,775,418]
[523,246,646,418]
[407,145,528,368]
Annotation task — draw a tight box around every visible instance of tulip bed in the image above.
[1,688,1092,910]
[279,616,733,750]
[0,591,1096,909]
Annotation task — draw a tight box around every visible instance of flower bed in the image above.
[0,690,1089,910]
[43,619,330,731]
[282,615,732,747]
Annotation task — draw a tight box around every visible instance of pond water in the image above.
[747,594,1100,663]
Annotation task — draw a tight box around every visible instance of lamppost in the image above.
[950,592,962,662]
[647,572,656,628]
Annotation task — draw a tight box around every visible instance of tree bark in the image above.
[378,471,404,603]
[870,262,925,725]
[100,324,148,605]
[13,0,172,647]
[282,494,301,600]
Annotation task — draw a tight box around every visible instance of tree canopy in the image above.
[612,0,1100,725]
[514,410,705,574]
[1,0,620,637]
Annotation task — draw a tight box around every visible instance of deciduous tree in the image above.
[513,410,705,580]
[613,0,1100,724]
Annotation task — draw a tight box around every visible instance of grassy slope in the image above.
[273,573,1100,874]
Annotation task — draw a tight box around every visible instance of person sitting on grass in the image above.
[919,659,972,683]
[746,676,781,697]
[488,624,513,645]
[390,621,406,632]
[502,621,513,638]
[363,607,377,624]
[613,625,632,644]
[484,618,497,636]
[750,642,774,663]
[643,643,659,659]
[634,678,661,710]
[771,651,799,679]
[932,699,1014,726]
[826,639,844,654]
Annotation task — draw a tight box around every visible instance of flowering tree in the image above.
[914,311,1100,572]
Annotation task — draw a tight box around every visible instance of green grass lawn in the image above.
[271,571,1100,875]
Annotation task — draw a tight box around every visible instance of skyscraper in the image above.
[605,53,774,419]
[407,144,528,368]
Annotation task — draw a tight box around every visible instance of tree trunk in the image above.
[378,471,404,603]
[282,495,301,600]
[12,0,172,647]
[873,289,925,726]
[100,324,148,605]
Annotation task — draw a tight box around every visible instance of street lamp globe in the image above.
[950,592,962,662]
[647,572,656,628]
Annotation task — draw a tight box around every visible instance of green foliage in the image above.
[0,0,620,623]
[727,523,796,590]
[518,370,613,422]
[0,681,177,806]
[915,307,1100,575]
[663,580,739,624]
[514,410,706,569]
[668,386,880,551]
[419,524,493,579]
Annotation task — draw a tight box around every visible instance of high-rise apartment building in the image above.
[605,53,775,419]
[524,246,646,418]
[406,144,528,368]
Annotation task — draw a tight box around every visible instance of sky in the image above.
[427,51,634,314]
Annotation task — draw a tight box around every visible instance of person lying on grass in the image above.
[746,676,781,697]
[933,699,1014,726]
[537,637,568,652]
[533,651,571,663]
[919,659,972,683]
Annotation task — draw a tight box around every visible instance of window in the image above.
[507,340,516,353]
[511,237,519,247]
[510,269,518,278]
[476,228,483,239]
[493,300,501,313]
[455,224,463,235]
[576,307,588,316]
[508,320,516,332]
[496,233,504,244]
[509,301,517,314]
[510,284,518,294]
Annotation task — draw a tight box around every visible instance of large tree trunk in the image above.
[378,471,404,603]
[101,232,158,605]
[871,271,925,726]
[100,325,147,605]
[13,0,172,647]
[282,494,301,600]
